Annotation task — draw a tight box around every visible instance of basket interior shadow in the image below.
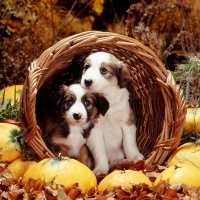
[20,31,186,165]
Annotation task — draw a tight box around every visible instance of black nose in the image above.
[73,113,82,120]
[84,79,92,87]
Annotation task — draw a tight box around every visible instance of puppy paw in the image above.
[92,166,109,176]
[132,153,144,163]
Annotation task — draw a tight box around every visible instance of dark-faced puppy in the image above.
[39,83,109,167]
[81,52,144,175]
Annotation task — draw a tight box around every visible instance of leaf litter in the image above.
[0,159,200,199]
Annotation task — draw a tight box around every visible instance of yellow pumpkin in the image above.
[167,142,200,167]
[7,158,37,181]
[0,123,24,162]
[0,85,23,105]
[154,163,200,188]
[22,154,97,193]
[184,107,200,133]
[98,169,152,192]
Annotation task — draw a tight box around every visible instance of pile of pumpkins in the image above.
[1,85,200,193]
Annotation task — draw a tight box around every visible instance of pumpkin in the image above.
[22,154,97,193]
[154,163,200,188]
[98,169,152,192]
[0,123,24,162]
[184,107,200,133]
[7,158,37,181]
[0,85,23,105]
[167,142,200,168]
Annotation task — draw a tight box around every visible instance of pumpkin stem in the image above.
[58,153,62,161]
[121,169,126,174]
[174,165,181,170]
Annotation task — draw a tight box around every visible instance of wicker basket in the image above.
[20,31,186,165]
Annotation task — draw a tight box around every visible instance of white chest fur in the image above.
[52,125,86,158]
[96,88,131,161]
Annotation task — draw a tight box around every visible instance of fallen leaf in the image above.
[44,185,58,197]
[0,169,15,186]
[152,180,169,197]
[133,160,145,171]
[57,185,70,200]
[64,183,84,199]
[23,178,37,193]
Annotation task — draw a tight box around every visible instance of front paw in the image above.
[132,153,144,163]
[92,165,109,176]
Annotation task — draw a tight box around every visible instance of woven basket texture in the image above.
[20,31,186,165]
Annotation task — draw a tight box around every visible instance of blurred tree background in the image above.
[0,0,200,94]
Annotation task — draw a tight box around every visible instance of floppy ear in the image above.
[57,84,68,107]
[117,62,132,88]
[96,93,109,116]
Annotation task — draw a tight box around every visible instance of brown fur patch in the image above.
[81,91,99,121]
[77,145,93,168]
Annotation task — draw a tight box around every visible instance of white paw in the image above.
[132,153,144,163]
[92,165,109,176]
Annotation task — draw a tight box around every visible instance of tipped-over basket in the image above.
[20,31,186,165]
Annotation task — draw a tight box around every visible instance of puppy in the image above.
[39,83,109,167]
[81,52,144,175]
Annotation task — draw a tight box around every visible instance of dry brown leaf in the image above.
[85,187,96,198]
[114,186,131,199]
[57,185,70,200]
[187,186,200,199]
[44,185,58,197]
[7,184,24,199]
[152,180,169,197]
[1,191,8,199]
[145,171,160,179]
[115,160,135,170]
[94,194,108,200]
[133,160,145,171]
[0,148,5,161]
[0,162,8,173]
[34,190,47,200]
[23,178,37,193]
[64,183,84,199]
[165,188,178,198]
[0,169,15,186]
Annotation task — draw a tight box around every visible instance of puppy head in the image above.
[81,52,131,93]
[57,84,109,125]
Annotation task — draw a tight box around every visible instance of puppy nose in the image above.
[84,79,92,87]
[73,113,82,120]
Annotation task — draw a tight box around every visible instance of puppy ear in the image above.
[57,84,68,107]
[117,62,132,88]
[96,93,109,116]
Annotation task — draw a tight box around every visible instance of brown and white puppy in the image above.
[39,83,109,167]
[81,52,144,175]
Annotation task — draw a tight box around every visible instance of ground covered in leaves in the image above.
[1,160,200,200]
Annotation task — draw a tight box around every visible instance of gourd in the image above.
[98,169,152,192]
[154,163,200,188]
[167,142,200,168]
[184,107,200,133]
[7,158,37,181]
[22,154,97,193]
[0,85,23,105]
[0,123,24,162]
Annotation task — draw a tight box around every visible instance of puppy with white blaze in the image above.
[39,83,109,167]
[81,52,144,175]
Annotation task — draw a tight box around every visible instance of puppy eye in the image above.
[100,67,107,74]
[65,99,73,106]
[84,99,91,106]
[84,64,90,70]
